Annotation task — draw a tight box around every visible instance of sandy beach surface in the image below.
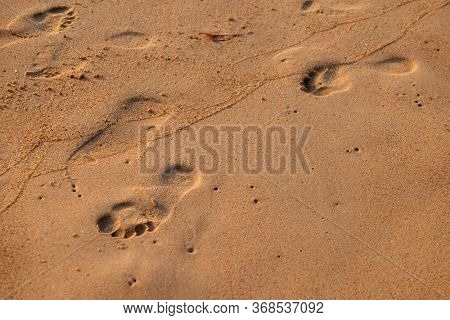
[0,0,449,299]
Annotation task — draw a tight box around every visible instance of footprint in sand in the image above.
[300,64,351,96]
[106,31,156,49]
[24,42,88,79]
[24,64,86,79]
[96,164,200,239]
[7,5,76,38]
[97,201,158,239]
[0,5,77,48]
[300,0,363,13]
[372,56,418,75]
[70,95,172,165]
[300,0,315,11]
[299,57,418,97]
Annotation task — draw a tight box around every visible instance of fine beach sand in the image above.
[0,0,449,299]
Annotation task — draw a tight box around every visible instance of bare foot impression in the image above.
[69,95,172,166]
[300,64,351,96]
[7,5,76,38]
[300,0,363,14]
[96,164,200,240]
[0,5,77,48]
[299,56,418,97]
[372,56,418,75]
[106,31,156,49]
[97,201,158,239]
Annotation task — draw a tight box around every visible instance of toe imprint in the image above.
[300,64,351,96]
[96,164,201,240]
[7,5,77,38]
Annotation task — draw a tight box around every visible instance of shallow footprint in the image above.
[69,98,172,167]
[7,5,77,38]
[106,31,156,49]
[300,0,363,13]
[300,64,351,96]
[372,57,417,75]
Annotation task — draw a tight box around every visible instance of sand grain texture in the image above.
[0,0,449,299]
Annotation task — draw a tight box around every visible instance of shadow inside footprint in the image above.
[97,202,160,240]
[106,31,155,49]
[300,64,351,96]
[97,214,118,234]
[161,164,193,181]
[372,56,417,75]
[7,5,76,38]
[96,164,200,240]
[301,0,315,11]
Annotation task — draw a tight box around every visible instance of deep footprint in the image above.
[97,200,162,240]
[96,164,200,240]
[7,5,77,38]
[300,64,351,96]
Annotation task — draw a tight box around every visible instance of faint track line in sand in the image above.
[0,142,48,215]
[0,0,91,176]
[194,1,450,131]
[1,0,441,207]
[0,0,447,299]
[2,0,445,181]
[1,0,433,176]
[1,0,446,211]
[0,142,42,177]
[0,0,447,218]
[261,176,448,299]
[351,1,449,62]
[232,0,437,66]
[0,77,271,215]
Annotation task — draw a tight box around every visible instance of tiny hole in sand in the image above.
[187,247,195,253]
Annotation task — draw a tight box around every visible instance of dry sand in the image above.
[0,0,449,299]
